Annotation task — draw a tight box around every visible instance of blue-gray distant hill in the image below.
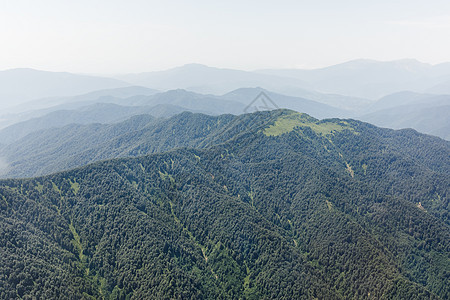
[6,86,159,114]
[116,63,371,111]
[360,92,450,140]
[258,59,450,99]
[0,89,345,144]
[0,103,182,144]
[116,63,311,95]
[223,88,350,119]
[427,78,450,94]
[0,68,131,109]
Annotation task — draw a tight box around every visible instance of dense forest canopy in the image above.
[0,109,449,299]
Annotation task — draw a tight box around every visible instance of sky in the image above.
[1,0,450,74]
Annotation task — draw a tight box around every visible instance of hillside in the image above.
[116,63,311,95]
[0,68,130,109]
[0,88,345,146]
[258,59,450,99]
[116,64,369,111]
[427,79,450,94]
[365,92,450,113]
[359,92,450,140]
[3,86,159,115]
[0,88,248,145]
[223,88,350,118]
[0,112,236,178]
[361,104,450,140]
[0,104,155,144]
[0,86,159,131]
[0,110,448,299]
[129,89,245,115]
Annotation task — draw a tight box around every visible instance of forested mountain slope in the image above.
[0,110,448,299]
[0,101,215,145]
[0,104,158,144]
[0,89,247,145]
[0,112,238,178]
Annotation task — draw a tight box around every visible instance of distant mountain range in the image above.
[114,59,450,100]
[1,59,450,141]
[258,59,450,99]
[359,92,450,140]
[0,88,347,145]
[5,86,160,114]
[6,58,450,110]
[0,68,129,109]
[0,103,184,144]
[116,63,311,95]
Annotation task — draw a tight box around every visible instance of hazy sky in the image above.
[1,0,450,74]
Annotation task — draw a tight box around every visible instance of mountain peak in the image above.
[180,63,210,69]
